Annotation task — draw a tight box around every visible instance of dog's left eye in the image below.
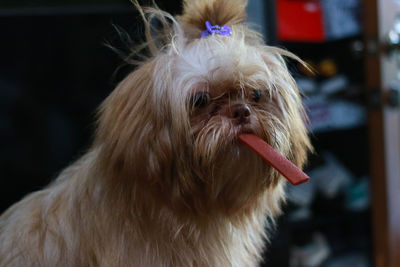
[252,90,261,102]
[192,92,210,108]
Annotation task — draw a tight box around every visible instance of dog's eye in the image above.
[192,92,210,108]
[252,90,261,102]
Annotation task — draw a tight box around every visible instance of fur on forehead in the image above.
[170,35,294,97]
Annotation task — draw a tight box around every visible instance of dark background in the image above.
[0,0,181,212]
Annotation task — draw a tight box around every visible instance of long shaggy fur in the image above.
[0,0,311,266]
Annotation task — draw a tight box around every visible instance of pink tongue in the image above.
[238,134,309,186]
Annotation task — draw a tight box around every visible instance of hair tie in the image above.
[201,21,232,38]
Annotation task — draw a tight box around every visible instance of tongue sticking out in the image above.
[238,134,309,186]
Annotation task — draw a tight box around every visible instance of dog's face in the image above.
[96,16,310,219]
[184,37,298,169]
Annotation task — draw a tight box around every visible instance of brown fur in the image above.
[0,0,311,266]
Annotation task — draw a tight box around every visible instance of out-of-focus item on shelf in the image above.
[319,75,348,95]
[287,152,356,211]
[318,58,338,78]
[304,95,366,133]
[290,232,331,267]
[297,77,318,95]
[287,151,371,215]
[309,152,354,199]
[344,177,370,212]
[298,73,366,133]
[277,0,362,42]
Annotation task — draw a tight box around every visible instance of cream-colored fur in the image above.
[0,0,311,266]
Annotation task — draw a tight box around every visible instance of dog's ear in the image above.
[178,0,248,39]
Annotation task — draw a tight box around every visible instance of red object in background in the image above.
[277,0,325,42]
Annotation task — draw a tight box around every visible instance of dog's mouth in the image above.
[238,133,309,186]
[237,125,254,135]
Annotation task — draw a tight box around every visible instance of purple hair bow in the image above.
[201,21,232,38]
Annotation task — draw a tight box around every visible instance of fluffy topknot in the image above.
[178,0,248,39]
[123,0,251,65]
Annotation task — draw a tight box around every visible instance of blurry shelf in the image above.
[279,36,363,45]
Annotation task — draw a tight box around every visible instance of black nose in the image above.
[231,104,251,123]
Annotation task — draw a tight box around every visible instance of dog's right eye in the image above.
[252,90,262,102]
[192,92,210,108]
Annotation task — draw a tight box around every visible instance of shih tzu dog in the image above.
[0,0,311,266]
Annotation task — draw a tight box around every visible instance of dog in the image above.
[0,0,311,266]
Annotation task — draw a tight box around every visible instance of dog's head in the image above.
[95,0,311,218]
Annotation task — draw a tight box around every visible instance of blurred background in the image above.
[0,0,399,266]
